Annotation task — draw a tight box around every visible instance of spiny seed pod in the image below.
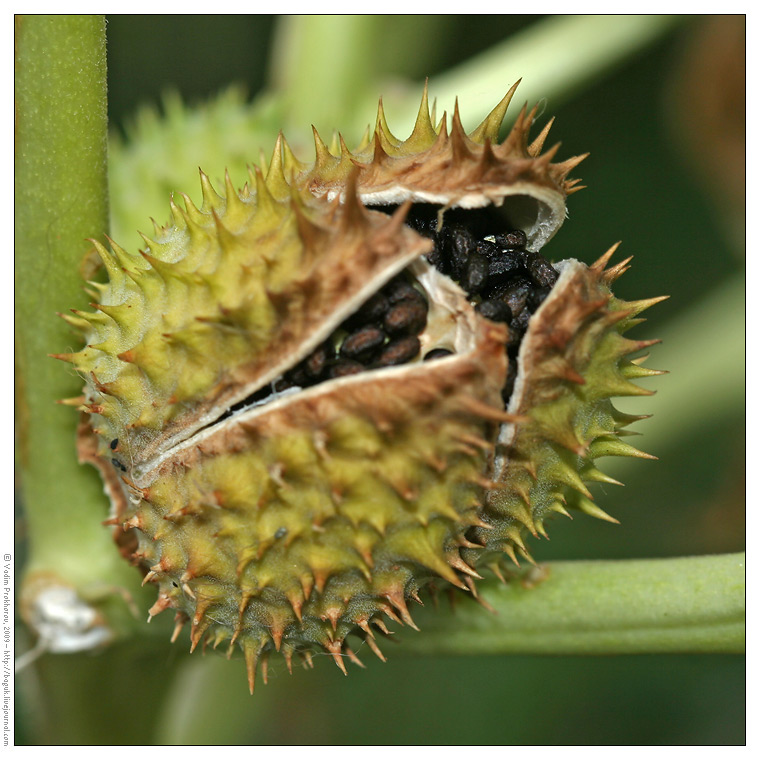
[58,82,664,692]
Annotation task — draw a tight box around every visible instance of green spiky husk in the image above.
[467,253,665,567]
[61,86,663,690]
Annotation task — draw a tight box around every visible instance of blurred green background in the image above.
[17,14,744,745]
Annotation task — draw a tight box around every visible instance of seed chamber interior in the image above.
[214,202,560,428]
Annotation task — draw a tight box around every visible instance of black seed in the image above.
[351,291,389,325]
[426,243,448,274]
[274,527,288,540]
[273,378,294,393]
[285,365,309,387]
[424,348,454,361]
[463,252,489,295]
[376,335,421,366]
[486,250,524,282]
[525,251,559,287]
[447,225,475,280]
[340,326,386,359]
[305,342,334,378]
[328,359,365,378]
[514,307,531,331]
[383,298,427,335]
[384,277,426,306]
[494,230,527,249]
[528,286,552,311]
[402,205,439,236]
[476,298,513,324]
[109,438,118,450]
[507,308,531,353]
[489,277,533,317]
[475,239,501,259]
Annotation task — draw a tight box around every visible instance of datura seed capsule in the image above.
[60,82,664,692]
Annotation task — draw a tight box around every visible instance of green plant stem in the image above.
[269,15,450,138]
[141,552,745,745]
[269,15,381,134]
[399,553,744,655]
[273,15,682,145]
[19,642,183,745]
[154,654,268,745]
[418,15,682,132]
[15,15,145,635]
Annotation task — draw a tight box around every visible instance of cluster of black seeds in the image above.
[273,273,431,393]
[398,205,559,401]
[223,204,561,425]
[231,273,438,415]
